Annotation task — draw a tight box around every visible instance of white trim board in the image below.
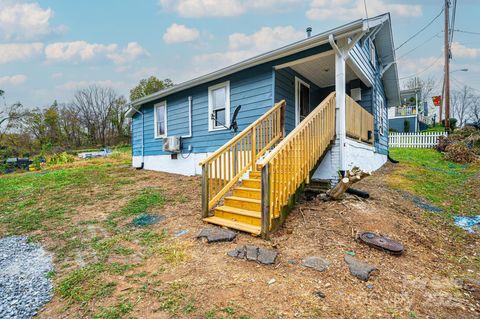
[154,101,167,139]
[208,81,231,132]
[294,76,310,126]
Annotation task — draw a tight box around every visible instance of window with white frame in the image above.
[379,97,385,136]
[154,101,167,138]
[208,81,230,131]
[369,39,376,68]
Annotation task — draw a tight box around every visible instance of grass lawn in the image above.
[388,148,480,218]
[1,147,479,319]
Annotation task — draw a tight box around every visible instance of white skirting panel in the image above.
[312,137,386,182]
[132,153,212,176]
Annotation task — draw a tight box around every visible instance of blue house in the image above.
[126,14,400,237]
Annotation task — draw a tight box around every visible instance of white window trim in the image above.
[379,97,385,136]
[369,39,376,68]
[294,76,310,126]
[208,81,231,132]
[154,101,167,139]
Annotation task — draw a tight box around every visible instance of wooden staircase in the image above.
[203,170,262,235]
[200,92,337,238]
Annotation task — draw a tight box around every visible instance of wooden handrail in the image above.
[199,100,286,166]
[257,92,336,236]
[200,100,286,217]
[346,95,374,144]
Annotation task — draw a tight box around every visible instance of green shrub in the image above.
[48,152,75,165]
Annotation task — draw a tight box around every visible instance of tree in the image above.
[72,85,119,146]
[451,85,475,127]
[0,90,24,145]
[129,76,173,101]
[468,93,480,125]
[403,76,439,116]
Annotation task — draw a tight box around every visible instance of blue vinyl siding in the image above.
[274,68,325,134]
[349,38,389,154]
[132,43,332,156]
[136,64,274,155]
[389,117,417,133]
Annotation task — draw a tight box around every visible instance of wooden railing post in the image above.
[261,163,270,239]
[251,127,257,171]
[201,164,209,218]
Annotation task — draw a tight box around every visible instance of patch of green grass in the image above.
[57,262,131,303]
[110,188,166,219]
[93,301,133,319]
[389,148,480,216]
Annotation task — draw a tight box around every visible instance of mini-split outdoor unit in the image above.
[163,136,181,153]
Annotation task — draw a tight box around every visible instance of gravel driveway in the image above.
[0,236,54,319]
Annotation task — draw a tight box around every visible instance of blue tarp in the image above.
[454,216,480,233]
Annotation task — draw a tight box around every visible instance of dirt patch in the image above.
[25,163,480,318]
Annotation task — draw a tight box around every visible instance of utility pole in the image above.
[444,0,450,129]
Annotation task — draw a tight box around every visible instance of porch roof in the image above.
[126,13,397,117]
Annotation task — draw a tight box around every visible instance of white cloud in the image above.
[399,55,443,78]
[106,42,149,64]
[56,79,126,91]
[0,2,54,40]
[306,0,422,21]
[159,0,303,17]
[44,41,148,64]
[0,42,44,64]
[228,26,304,51]
[163,24,200,44]
[45,41,117,62]
[0,74,27,85]
[193,26,304,73]
[451,42,480,59]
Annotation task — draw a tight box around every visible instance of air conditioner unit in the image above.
[163,136,181,153]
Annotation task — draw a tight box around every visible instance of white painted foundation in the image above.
[133,152,211,176]
[312,137,387,182]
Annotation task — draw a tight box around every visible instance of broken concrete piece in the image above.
[246,245,258,261]
[302,256,330,272]
[197,228,237,243]
[227,245,278,265]
[344,255,377,281]
[258,247,278,265]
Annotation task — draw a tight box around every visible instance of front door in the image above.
[295,77,310,125]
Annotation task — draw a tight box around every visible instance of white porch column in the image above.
[335,51,347,173]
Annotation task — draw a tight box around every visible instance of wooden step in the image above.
[242,178,261,189]
[203,216,261,235]
[224,196,261,211]
[233,187,261,200]
[214,205,261,226]
[249,171,261,178]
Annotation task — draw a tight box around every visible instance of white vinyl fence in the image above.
[389,131,448,148]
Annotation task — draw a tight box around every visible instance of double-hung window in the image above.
[208,81,230,131]
[379,97,385,136]
[154,101,167,138]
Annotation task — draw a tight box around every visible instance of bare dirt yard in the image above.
[0,148,479,319]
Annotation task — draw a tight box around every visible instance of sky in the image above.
[1,0,479,108]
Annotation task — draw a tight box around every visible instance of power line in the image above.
[451,76,480,92]
[454,29,480,35]
[449,0,457,44]
[397,30,443,61]
[397,52,444,80]
[395,5,444,51]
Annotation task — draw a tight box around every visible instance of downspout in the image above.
[130,105,144,169]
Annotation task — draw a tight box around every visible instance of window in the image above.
[369,39,376,68]
[379,97,385,136]
[154,101,167,138]
[208,81,230,131]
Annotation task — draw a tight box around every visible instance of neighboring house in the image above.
[388,88,430,132]
[126,14,400,237]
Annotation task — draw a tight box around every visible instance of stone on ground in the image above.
[197,228,237,243]
[0,236,54,319]
[344,255,377,281]
[302,256,330,272]
[227,245,278,265]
